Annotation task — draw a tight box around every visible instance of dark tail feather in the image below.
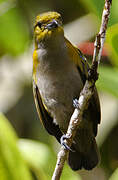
[68,138,100,171]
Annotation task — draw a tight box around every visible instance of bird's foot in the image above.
[73,99,79,109]
[60,134,75,152]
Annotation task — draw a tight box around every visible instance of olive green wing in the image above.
[33,80,63,142]
[77,49,101,137]
[65,37,101,136]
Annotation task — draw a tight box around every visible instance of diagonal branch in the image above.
[52,1,112,180]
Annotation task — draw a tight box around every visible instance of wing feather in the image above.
[33,80,63,142]
[65,38,101,136]
[77,49,101,136]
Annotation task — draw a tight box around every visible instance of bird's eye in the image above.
[36,21,42,29]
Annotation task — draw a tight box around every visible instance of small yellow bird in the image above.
[32,11,101,171]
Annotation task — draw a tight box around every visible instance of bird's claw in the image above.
[73,99,79,109]
[60,134,75,152]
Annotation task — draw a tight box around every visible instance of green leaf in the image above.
[81,0,118,26]
[110,1,118,26]
[0,1,29,56]
[80,0,104,17]
[97,66,118,98]
[109,168,118,180]
[0,114,32,180]
[18,139,54,180]
[106,24,118,66]
[19,139,81,180]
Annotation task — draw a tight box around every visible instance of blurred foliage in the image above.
[109,169,118,180]
[0,0,29,56]
[107,24,118,66]
[0,0,87,56]
[0,0,118,179]
[19,139,80,180]
[0,114,81,180]
[97,66,118,98]
[81,0,104,18]
[0,113,32,180]
[81,0,118,26]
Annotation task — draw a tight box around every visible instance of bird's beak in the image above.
[46,19,59,30]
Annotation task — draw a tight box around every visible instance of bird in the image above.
[32,11,101,171]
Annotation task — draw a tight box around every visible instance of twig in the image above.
[52,1,112,179]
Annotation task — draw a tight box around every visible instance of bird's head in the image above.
[34,12,64,47]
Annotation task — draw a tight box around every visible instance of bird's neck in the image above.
[34,34,71,77]
[36,31,65,50]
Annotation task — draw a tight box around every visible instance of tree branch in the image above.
[52,1,112,179]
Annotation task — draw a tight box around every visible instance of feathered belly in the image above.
[37,71,83,131]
